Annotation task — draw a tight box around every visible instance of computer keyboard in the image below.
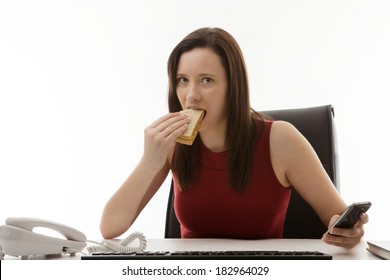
[81,250,332,260]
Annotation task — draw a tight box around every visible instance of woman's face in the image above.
[176,47,228,134]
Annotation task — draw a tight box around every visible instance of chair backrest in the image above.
[165,104,339,239]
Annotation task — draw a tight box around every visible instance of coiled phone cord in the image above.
[86,231,147,254]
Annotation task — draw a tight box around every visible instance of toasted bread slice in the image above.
[176,108,205,145]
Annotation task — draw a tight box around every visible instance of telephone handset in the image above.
[0,217,147,259]
[0,217,87,259]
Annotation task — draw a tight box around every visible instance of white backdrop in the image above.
[1,0,389,241]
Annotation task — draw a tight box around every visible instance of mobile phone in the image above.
[325,201,371,235]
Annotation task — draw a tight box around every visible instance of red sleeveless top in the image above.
[173,120,291,239]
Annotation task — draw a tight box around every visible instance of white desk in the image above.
[142,238,380,260]
[2,238,381,260]
[3,239,388,280]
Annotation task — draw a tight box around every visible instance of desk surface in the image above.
[142,238,379,260]
[3,238,381,260]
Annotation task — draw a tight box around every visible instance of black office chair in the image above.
[165,104,339,239]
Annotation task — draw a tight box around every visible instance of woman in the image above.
[100,27,368,248]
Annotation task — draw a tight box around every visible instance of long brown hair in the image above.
[168,27,264,192]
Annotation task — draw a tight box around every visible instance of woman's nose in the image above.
[186,83,200,102]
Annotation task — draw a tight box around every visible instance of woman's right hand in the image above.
[141,112,189,171]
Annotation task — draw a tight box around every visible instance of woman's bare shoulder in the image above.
[269,120,312,186]
[270,120,301,145]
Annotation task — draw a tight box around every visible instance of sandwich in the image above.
[176,108,205,145]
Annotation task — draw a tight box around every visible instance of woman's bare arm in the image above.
[100,113,189,239]
[270,121,367,248]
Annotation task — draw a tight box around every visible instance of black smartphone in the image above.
[325,201,371,235]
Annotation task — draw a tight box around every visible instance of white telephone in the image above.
[0,217,147,259]
[0,217,87,259]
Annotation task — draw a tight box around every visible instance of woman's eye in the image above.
[177,77,188,83]
[201,77,213,84]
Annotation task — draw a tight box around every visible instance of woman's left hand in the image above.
[322,213,369,249]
